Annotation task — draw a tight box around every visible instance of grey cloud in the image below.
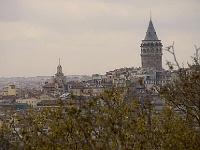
[0,0,200,77]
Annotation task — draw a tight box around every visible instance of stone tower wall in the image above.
[140,41,163,70]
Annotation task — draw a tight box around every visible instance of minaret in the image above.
[140,17,163,70]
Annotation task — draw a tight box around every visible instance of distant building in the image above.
[7,85,16,96]
[43,59,67,97]
[0,85,16,96]
[92,74,106,87]
[106,71,117,83]
[140,17,163,70]
[16,98,42,108]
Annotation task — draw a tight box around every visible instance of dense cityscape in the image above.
[0,18,173,111]
[0,3,199,148]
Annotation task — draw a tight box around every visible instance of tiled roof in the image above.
[37,99,80,106]
[43,83,55,88]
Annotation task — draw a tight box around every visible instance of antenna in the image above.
[59,58,60,65]
[150,11,152,20]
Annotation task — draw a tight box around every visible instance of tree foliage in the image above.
[1,83,200,149]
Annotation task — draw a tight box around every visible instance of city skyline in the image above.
[0,0,200,77]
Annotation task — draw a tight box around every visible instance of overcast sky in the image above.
[0,0,200,77]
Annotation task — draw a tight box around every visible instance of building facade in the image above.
[140,18,163,70]
[43,59,67,97]
[0,85,16,96]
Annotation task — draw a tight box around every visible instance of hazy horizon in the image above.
[0,0,200,77]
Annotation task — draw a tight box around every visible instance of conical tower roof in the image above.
[144,19,159,41]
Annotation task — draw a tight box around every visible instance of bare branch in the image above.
[164,42,180,69]
[194,45,200,63]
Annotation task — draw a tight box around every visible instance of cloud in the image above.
[0,0,200,76]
